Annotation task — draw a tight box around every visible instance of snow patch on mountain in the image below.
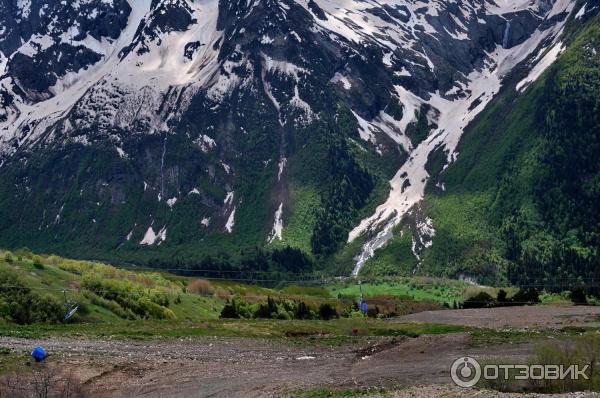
[352,111,377,143]
[167,197,178,208]
[0,0,149,151]
[194,135,217,152]
[517,41,565,92]
[349,0,574,276]
[575,3,587,19]
[262,54,307,81]
[17,0,32,19]
[268,203,284,243]
[140,225,167,245]
[0,0,225,153]
[225,208,236,233]
[330,72,351,90]
[224,191,235,206]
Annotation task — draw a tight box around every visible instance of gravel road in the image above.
[395,305,600,329]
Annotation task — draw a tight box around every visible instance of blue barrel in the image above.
[31,346,47,362]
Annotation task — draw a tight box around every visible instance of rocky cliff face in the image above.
[0,0,579,269]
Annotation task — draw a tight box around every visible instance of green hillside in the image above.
[419,7,600,289]
[1,249,480,328]
[0,249,225,325]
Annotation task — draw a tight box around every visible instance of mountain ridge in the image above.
[0,0,592,282]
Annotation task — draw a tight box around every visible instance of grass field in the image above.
[0,248,579,339]
[326,277,470,306]
[0,317,467,341]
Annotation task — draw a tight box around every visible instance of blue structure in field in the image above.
[359,280,367,314]
[31,346,47,362]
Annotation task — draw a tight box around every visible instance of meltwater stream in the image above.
[503,20,512,49]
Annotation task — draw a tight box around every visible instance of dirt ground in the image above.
[1,305,599,397]
[0,333,534,397]
[395,305,600,329]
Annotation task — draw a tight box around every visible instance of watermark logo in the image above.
[451,357,482,387]
[451,357,590,388]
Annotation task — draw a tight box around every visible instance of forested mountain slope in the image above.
[0,0,596,283]
[398,2,600,290]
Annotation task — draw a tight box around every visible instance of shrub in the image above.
[294,301,313,320]
[462,288,542,309]
[483,335,600,393]
[254,296,278,319]
[213,287,231,301]
[570,287,588,305]
[13,248,33,260]
[463,292,495,309]
[138,298,176,320]
[32,255,43,269]
[0,365,87,397]
[0,269,63,324]
[512,288,541,305]
[3,252,13,263]
[83,291,134,320]
[497,289,508,303]
[220,300,239,318]
[187,279,214,296]
[366,306,380,318]
[81,275,175,320]
[318,303,338,320]
[220,296,252,319]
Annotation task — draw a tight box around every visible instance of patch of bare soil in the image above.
[0,333,536,398]
[2,307,598,398]
[395,305,600,329]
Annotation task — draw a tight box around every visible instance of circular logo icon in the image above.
[451,357,482,388]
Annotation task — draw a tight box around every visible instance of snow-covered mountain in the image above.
[0,0,583,271]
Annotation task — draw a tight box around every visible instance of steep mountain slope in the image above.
[0,0,587,277]
[348,0,578,275]
[369,1,600,289]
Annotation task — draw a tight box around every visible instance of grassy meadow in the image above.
[0,248,578,342]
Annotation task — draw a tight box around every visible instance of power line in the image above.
[0,284,552,306]
[40,264,600,281]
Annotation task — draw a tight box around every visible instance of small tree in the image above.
[32,255,43,269]
[4,252,13,263]
[294,301,312,320]
[512,288,541,305]
[220,299,240,319]
[462,292,495,309]
[366,306,380,318]
[318,303,338,320]
[570,287,588,305]
[497,289,509,306]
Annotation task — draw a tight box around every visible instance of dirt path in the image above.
[0,333,534,397]
[395,305,600,329]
